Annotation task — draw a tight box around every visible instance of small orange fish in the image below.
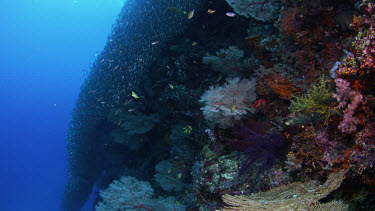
[207,9,216,14]
[99,59,105,64]
[152,41,160,45]
[88,90,96,93]
[115,108,121,116]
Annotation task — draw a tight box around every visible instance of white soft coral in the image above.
[200,77,257,128]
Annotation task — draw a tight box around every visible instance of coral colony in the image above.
[62,0,375,210]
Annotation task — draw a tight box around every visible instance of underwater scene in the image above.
[62,0,375,210]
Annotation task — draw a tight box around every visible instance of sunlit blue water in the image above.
[0,1,124,210]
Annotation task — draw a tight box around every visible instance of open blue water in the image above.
[0,1,123,210]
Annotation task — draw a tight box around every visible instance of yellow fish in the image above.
[183,125,193,134]
[169,84,174,89]
[192,42,198,46]
[230,103,236,113]
[207,9,216,14]
[132,91,139,99]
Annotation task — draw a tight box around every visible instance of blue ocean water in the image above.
[0,1,124,210]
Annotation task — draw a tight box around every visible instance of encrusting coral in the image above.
[220,169,348,211]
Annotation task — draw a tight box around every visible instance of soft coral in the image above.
[228,121,287,176]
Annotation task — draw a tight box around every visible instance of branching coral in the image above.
[290,76,335,122]
[333,78,363,134]
[267,73,299,99]
[229,121,287,176]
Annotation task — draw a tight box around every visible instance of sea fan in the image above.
[228,122,287,176]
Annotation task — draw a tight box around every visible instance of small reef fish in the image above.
[329,109,342,117]
[168,6,186,14]
[230,103,236,113]
[115,108,121,116]
[207,9,216,14]
[183,125,193,134]
[132,91,139,99]
[117,120,124,126]
[187,9,195,19]
[112,65,120,72]
[168,6,195,19]
[216,73,222,82]
[99,59,114,64]
[226,12,236,17]
[169,84,174,89]
[177,173,182,179]
[152,41,160,45]
[128,108,136,112]
[192,42,198,46]
[88,90,96,93]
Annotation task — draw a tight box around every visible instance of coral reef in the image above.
[64,0,375,210]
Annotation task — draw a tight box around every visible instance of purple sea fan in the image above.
[228,122,288,176]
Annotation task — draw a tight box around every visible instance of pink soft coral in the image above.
[333,78,363,133]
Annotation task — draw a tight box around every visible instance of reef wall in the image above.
[61,0,205,210]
